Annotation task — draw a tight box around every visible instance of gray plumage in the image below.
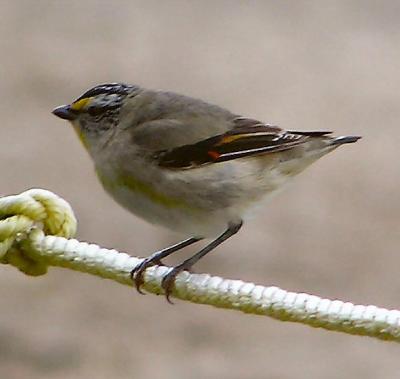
[53,83,360,237]
[53,83,361,297]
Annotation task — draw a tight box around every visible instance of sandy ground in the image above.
[1,1,400,378]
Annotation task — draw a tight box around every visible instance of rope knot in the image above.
[0,189,76,275]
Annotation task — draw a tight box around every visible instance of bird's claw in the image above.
[161,264,195,303]
[161,267,182,304]
[130,257,164,294]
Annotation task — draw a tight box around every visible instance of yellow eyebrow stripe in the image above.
[70,97,92,111]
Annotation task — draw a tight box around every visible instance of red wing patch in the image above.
[207,150,221,160]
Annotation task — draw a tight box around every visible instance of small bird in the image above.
[53,83,361,301]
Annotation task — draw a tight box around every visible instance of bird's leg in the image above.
[162,221,243,303]
[131,237,202,294]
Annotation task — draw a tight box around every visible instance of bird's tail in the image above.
[330,135,362,146]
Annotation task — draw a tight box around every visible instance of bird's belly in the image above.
[102,181,234,237]
[95,157,294,237]
[95,166,235,236]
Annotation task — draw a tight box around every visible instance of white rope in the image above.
[1,189,399,342]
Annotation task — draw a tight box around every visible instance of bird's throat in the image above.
[72,124,90,150]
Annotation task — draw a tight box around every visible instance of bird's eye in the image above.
[87,106,105,116]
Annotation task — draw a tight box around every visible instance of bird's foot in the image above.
[161,263,192,304]
[130,256,164,294]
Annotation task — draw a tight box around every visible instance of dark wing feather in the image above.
[155,117,329,169]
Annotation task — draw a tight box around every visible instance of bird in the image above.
[52,82,361,301]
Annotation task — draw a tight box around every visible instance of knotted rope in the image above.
[1,189,399,342]
[0,189,76,275]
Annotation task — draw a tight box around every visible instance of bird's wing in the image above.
[154,117,332,169]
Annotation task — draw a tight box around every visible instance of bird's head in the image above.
[52,83,139,151]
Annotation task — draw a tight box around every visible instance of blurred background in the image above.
[1,1,399,378]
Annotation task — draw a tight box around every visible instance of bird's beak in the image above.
[52,105,78,121]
